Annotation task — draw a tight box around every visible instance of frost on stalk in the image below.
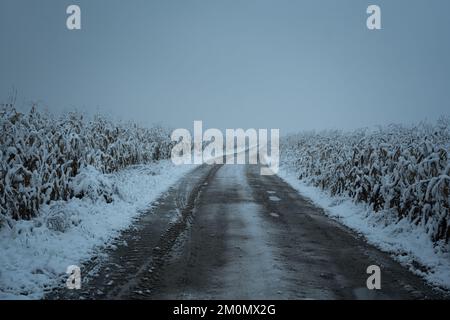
[0,105,174,222]
[281,119,450,244]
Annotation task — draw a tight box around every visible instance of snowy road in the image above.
[51,164,446,300]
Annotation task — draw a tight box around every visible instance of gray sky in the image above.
[1,0,449,133]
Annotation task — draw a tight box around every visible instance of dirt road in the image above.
[51,164,446,300]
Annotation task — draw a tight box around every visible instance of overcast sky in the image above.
[1,0,449,133]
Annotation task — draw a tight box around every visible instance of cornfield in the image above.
[281,119,450,244]
[0,105,174,221]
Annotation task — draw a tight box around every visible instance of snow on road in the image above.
[194,165,286,299]
[138,164,444,299]
[277,166,450,291]
[3,160,448,299]
[0,161,196,299]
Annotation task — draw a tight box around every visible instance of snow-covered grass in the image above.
[279,120,450,290]
[0,160,195,299]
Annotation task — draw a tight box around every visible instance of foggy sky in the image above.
[1,0,450,133]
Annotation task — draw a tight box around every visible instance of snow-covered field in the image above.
[278,168,450,290]
[0,106,193,299]
[279,121,450,290]
[0,106,174,221]
[2,105,449,297]
[0,160,195,299]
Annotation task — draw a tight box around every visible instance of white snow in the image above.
[269,212,280,218]
[278,166,450,291]
[268,196,281,202]
[0,160,195,299]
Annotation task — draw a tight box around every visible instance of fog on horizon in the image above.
[1,0,450,134]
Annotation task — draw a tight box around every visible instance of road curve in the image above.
[50,164,447,300]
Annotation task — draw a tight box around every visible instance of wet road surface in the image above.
[50,164,447,300]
